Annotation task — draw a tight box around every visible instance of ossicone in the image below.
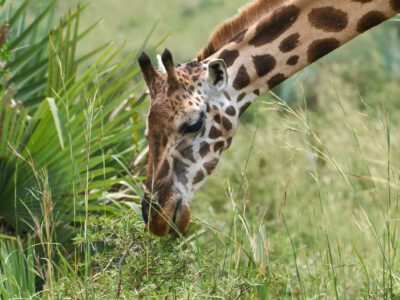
[138,52,159,86]
[161,49,180,89]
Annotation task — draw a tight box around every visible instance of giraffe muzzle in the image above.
[141,193,152,224]
[141,193,191,237]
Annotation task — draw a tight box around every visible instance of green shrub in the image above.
[49,210,262,299]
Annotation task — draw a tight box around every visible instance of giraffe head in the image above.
[139,49,236,236]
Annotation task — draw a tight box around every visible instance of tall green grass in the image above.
[0,237,35,299]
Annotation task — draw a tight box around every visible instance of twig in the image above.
[234,284,250,300]
[116,240,135,297]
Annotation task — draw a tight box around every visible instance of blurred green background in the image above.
[60,0,247,61]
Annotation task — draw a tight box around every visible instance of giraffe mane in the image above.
[197,0,285,61]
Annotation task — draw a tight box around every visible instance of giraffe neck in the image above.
[208,0,399,112]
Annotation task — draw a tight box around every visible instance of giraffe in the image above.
[139,0,400,236]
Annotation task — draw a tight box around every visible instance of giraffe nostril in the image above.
[172,198,183,225]
[141,194,151,224]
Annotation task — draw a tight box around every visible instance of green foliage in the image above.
[0,0,152,296]
[1,0,112,108]
[0,237,36,298]
[49,210,262,299]
[0,25,10,90]
[0,0,148,235]
[0,44,8,61]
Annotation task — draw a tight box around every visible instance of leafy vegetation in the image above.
[0,0,399,299]
[48,210,261,298]
[0,0,148,235]
[0,237,35,299]
[0,0,148,297]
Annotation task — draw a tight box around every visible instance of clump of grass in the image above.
[0,237,36,299]
[49,209,262,299]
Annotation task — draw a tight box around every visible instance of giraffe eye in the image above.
[181,113,204,134]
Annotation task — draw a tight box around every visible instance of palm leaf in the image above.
[0,0,168,238]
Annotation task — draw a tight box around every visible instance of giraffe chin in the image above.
[146,202,191,237]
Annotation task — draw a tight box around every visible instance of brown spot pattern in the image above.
[287,55,299,65]
[252,54,276,77]
[279,33,300,52]
[253,89,260,96]
[249,5,300,47]
[199,142,210,157]
[352,0,372,2]
[308,38,340,63]
[214,141,225,152]
[357,11,386,33]
[209,126,222,139]
[308,7,348,32]
[237,92,246,102]
[204,158,219,175]
[226,105,236,116]
[219,49,240,68]
[179,145,195,163]
[222,117,232,131]
[192,170,205,185]
[223,91,231,101]
[233,65,251,90]
[267,73,286,89]
[173,158,188,185]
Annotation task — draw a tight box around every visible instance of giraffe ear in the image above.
[206,59,228,92]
